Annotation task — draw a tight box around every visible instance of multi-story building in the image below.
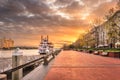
[0,38,14,49]
[74,10,120,48]
[93,25,108,48]
[102,10,120,48]
[83,10,120,48]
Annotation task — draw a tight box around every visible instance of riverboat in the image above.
[38,36,54,54]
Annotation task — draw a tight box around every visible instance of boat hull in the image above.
[39,52,46,54]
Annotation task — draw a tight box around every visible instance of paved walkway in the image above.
[22,58,55,80]
[45,50,120,80]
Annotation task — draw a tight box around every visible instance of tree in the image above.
[68,44,75,49]
[90,18,103,27]
[116,0,120,10]
[105,8,115,20]
[108,22,119,48]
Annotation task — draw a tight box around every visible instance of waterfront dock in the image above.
[44,50,120,80]
[1,50,120,80]
[0,49,60,80]
[0,55,41,73]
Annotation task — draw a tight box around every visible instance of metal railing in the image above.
[0,49,61,80]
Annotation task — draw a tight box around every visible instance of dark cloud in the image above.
[59,1,84,14]
[0,0,88,29]
[54,0,73,5]
[0,0,117,47]
[0,0,54,36]
[0,0,116,28]
[90,1,116,18]
[0,0,51,21]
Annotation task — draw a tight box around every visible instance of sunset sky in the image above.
[0,0,117,48]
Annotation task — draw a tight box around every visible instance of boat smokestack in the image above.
[41,36,43,42]
[47,35,49,41]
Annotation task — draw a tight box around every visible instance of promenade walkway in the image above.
[45,50,120,80]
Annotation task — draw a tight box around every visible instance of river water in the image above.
[0,49,39,58]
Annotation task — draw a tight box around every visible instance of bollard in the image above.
[43,56,48,65]
[34,62,39,69]
[12,48,23,80]
[52,52,55,58]
[0,74,7,80]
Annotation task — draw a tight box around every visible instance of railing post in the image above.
[34,62,39,69]
[52,52,55,58]
[0,74,7,80]
[12,48,23,80]
[43,56,48,65]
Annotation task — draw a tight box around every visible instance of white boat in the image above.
[38,36,54,54]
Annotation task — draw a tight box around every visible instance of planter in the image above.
[80,50,83,52]
[86,50,89,53]
[108,52,120,58]
[83,50,86,53]
[93,51,99,55]
[101,52,108,56]
[108,52,115,57]
[98,50,103,55]
[89,50,94,54]
[114,52,120,58]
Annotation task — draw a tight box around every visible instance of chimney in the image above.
[41,36,43,42]
[47,35,49,41]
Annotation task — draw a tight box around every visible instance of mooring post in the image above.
[43,56,48,65]
[52,52,55,58]
[0,74,7,80]
[12,48,23,80]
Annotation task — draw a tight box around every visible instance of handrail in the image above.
[0,49,61,74]
[0,56,44,74]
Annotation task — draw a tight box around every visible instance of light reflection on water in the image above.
[0,49,39,58]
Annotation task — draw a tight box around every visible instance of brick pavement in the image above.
[45,50,120,80]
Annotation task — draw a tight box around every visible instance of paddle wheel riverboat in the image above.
[38,36,54,54]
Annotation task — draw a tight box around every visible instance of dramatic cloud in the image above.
[0,0,117,47]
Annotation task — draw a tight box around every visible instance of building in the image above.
[92,25,108,48]
[102,10,120,48]
[0,38,14,49]
[83,10,120,48]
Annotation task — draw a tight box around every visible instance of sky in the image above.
[0,0,117,48]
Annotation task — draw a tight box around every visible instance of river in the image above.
[0,49,39,58]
